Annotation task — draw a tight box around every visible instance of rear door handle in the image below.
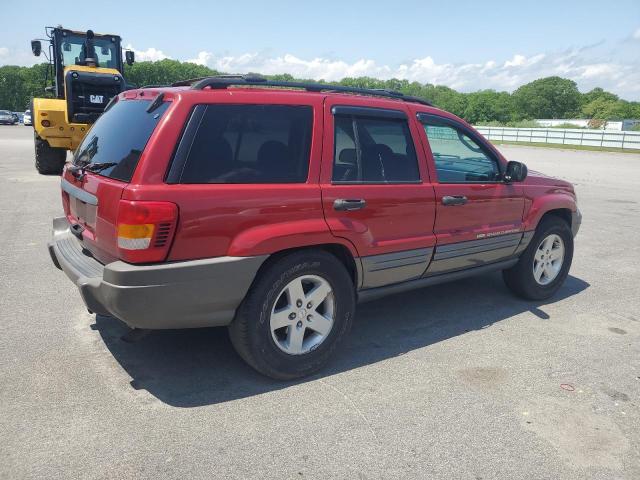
[334,199,367,211]
[442,195,468,206]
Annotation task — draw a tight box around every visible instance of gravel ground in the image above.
[1,126,638,479]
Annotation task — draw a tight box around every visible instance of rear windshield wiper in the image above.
[69,161,117,179]
[84,162,118,172]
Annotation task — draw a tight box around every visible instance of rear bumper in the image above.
[571,209,582,238]
[48,217,267,329]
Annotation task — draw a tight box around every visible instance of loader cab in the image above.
[29,26,135,174]
[51,28,125,99]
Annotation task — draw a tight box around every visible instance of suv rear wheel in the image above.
[229,250,355,380]
[35,132,67,175]
[503,216,573,300]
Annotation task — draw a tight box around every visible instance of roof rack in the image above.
[171,75,433,107]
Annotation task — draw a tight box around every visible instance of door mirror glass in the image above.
[31,40,42,56]
[125,50,135,66]
[504,161,528,183]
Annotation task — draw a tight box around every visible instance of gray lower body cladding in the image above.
[357,231,534,297]
[48,217,267,329]
[427,232,525,275]
[360,248,433,288]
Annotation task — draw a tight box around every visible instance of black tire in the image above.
[34,132,67,175]
[503,216,574,300]
[229,250,356,380]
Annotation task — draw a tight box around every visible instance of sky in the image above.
[2,0,640,99]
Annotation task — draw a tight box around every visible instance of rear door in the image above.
[415,112,525,274]
[320,99,437,289]
[61,96,171,264]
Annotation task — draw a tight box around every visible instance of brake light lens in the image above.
[116,200,178,263]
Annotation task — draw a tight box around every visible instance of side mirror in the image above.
[125,50,135,66]
[31,40,42,56]
[504,161,528,183]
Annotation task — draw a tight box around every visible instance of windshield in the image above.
[74,99,170,182]
[59,33,120,69]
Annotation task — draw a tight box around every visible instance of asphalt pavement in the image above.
[1,125,638,479]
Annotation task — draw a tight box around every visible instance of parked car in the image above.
[48,76,581,379]
[0,110,18,125]
[23,110,32,126]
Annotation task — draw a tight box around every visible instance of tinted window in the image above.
[333,116,419,183]
[180,105,313,184]
[73,99,169,182]
[422,123,500,182]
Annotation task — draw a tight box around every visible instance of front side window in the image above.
[422,122,500,183]
[333,115,420,183]
[180,105,313,184]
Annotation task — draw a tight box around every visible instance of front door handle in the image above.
[442,195,468,206]
[334,199,367,211]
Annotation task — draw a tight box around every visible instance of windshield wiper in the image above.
[84,162,117,172]
[69,161,117,180]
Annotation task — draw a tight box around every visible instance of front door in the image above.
[416,113,525,274]
[320,99,437,289]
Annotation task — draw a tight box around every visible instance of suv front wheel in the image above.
[229,250,356,380]
[503,216,574,300]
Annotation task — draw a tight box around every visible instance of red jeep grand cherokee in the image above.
[48,76,581,379]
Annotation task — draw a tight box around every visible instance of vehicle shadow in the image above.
[92,272,589,407]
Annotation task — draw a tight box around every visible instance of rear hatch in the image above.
[61,95,171,264]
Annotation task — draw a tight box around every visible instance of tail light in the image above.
[116,200,178,263]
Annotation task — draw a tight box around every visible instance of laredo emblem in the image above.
[89,95,104,104]
[477,228,520,239]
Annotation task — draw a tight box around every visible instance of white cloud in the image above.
[185,49,639,99]
[633,28,640,40]
[504,54,526,67]
[125,44,169,62]
[187,51,213,65]
[0,46,38,66]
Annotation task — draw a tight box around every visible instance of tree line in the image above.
[1,59,639,124]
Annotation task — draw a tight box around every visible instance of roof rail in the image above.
[176,75,433,107]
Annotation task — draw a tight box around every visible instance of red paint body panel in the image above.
[520,171,577,231]
[62,167,128,264]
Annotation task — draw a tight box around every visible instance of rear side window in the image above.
[333,115,420,183]
[73,99,170,182]
[180,105,313,184]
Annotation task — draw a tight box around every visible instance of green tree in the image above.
[582,98,633,120]
[463,90,512,124]
[581,87,618,106]
[512,76,581,119]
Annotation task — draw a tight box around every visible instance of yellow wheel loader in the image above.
[30,26,135,174]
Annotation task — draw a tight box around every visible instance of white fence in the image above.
[475,126,640,150]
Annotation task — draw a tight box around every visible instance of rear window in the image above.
[179,104,313,184]
[73,99,170,182]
